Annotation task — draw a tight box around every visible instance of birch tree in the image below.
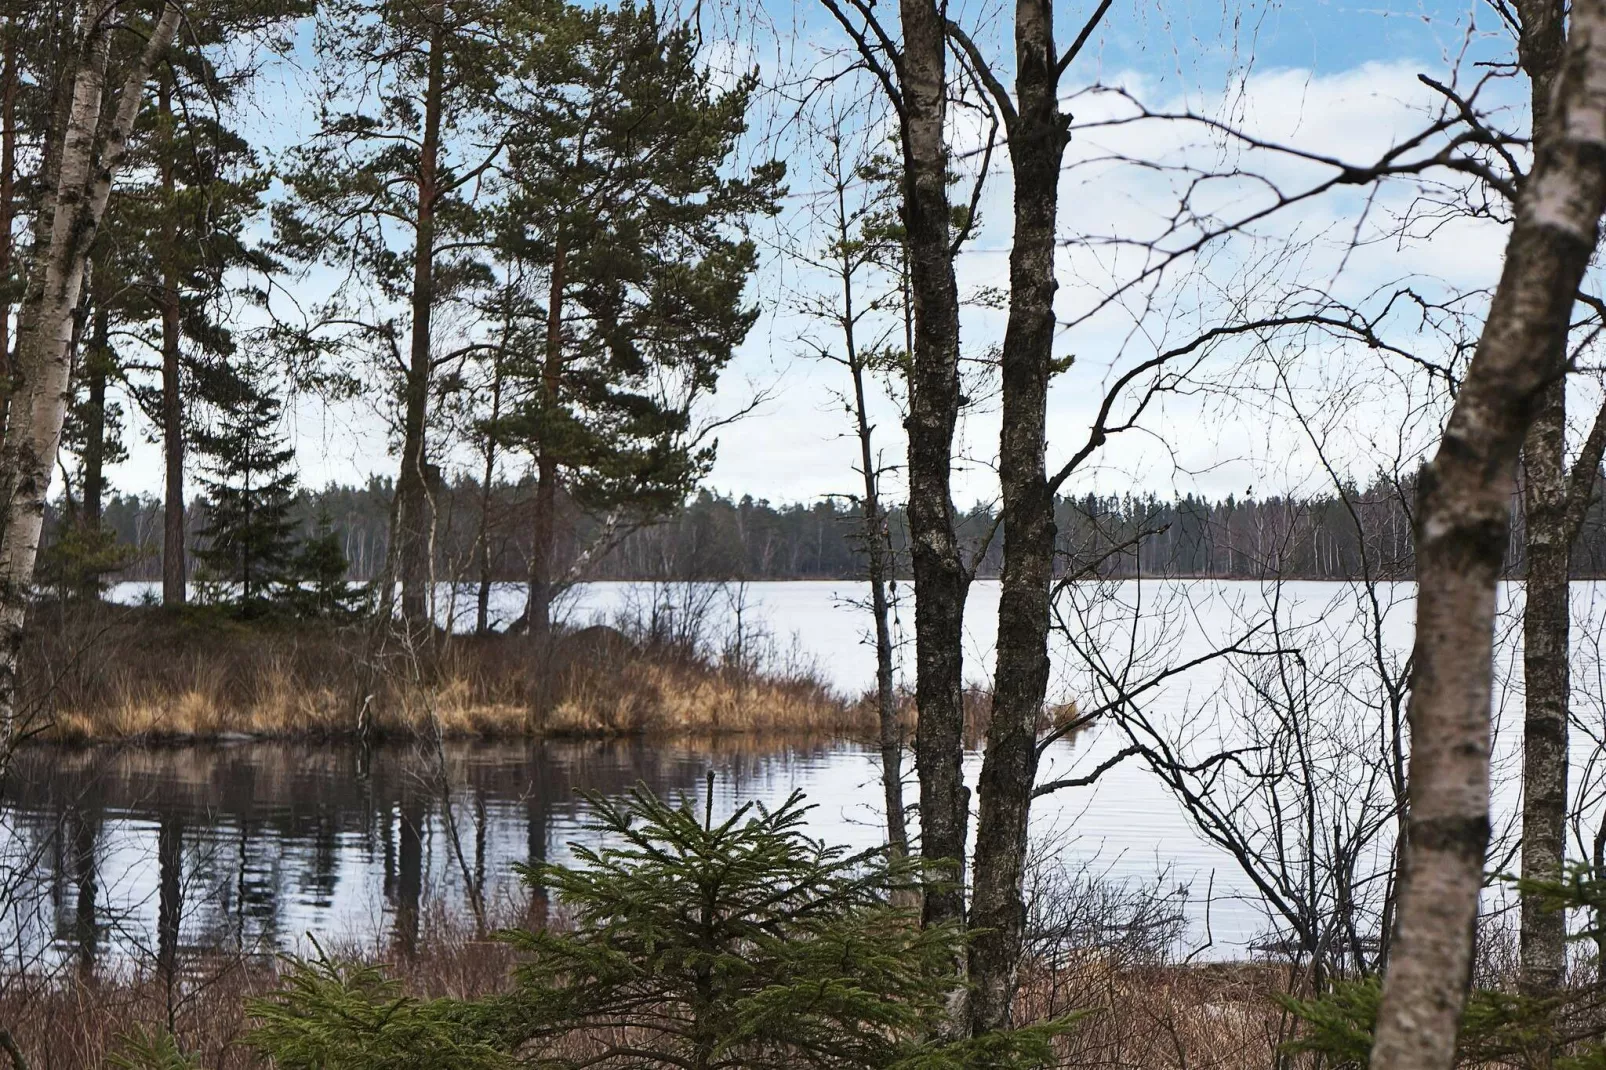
[0,0,180,745]
[1514,0,1606,1011]
[1372,4,1606,1067]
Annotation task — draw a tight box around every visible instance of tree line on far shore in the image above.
[61,473,1606,588]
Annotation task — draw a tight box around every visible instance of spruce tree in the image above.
[247,789,1075,1070]
[288,508,359,619]
[193,364,299,614]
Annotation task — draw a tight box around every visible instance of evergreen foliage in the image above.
[245,789,1075,1070]
[287,509,361,618]
[1277,977,1564,1070]
[1278,870,1606,1069]
[249,951,511,1070]
[491,0,785,526]
[96,0,293,464]
[35,522,137,601]
[60,323,131,503]
[193,363,300,613]
[107,1025,203,1070]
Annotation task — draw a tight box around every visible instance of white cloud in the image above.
[103,44,1532,512]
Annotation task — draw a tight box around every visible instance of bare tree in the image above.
[815,0,972,956]
[794,119,909,854]
[949,0,1114,1033]
[1371,5,1606,1068]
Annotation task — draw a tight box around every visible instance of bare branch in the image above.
[944,20,1015,127]
[1056,0,1114,77]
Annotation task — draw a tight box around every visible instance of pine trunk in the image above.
[474,371,502,636]
[1370,7,1606,1068]
[390,14,445,629]
[159,75,186,605]
[527,235,566,643]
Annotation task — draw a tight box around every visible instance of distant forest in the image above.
[63,475,1606,585]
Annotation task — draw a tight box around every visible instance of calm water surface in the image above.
[2,733,1268,973]
[30,578,1605,970]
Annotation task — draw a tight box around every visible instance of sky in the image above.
[97,0,1534,510]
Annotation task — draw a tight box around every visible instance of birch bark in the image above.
[0,0,181,746]
[1372,4,1606,1066]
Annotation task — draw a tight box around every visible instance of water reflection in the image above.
[2,739,863,971]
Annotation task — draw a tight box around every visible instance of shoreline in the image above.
[101,574,1606,589]
[18,601,876,746]
[21,722,887,748]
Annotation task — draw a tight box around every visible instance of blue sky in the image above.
[104,0,1526,508]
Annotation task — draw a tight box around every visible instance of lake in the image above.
[13,577,1600,971]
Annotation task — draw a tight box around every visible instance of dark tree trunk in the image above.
[159,76,185,605]
[156,814,183,996]
[474,325,505,636]
[967,0,1065,1031]
[0,23,15,435]
[529,463,558,641]
[1370,9,1606,1068]
[1522,383,1570,995]
[82,304,108,532]
[1517,0,1571,1008]
[390,15,445,629]
[897,0,969,949]
[527,235,567,643]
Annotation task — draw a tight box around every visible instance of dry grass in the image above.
[21,602,859,744]
[1019,955,1291,1070]
[0,895,1564,1070]
[541,657,862,735]
[0,908,521,1070]
[0,915,1303,1070]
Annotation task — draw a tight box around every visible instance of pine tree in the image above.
[276,0,518,627]
[96,0,301,607]
[193,364,299,614]
[493,0,784,638]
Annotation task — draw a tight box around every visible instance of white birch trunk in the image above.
[1371,4,1606,1068]
[0,0,181,751]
